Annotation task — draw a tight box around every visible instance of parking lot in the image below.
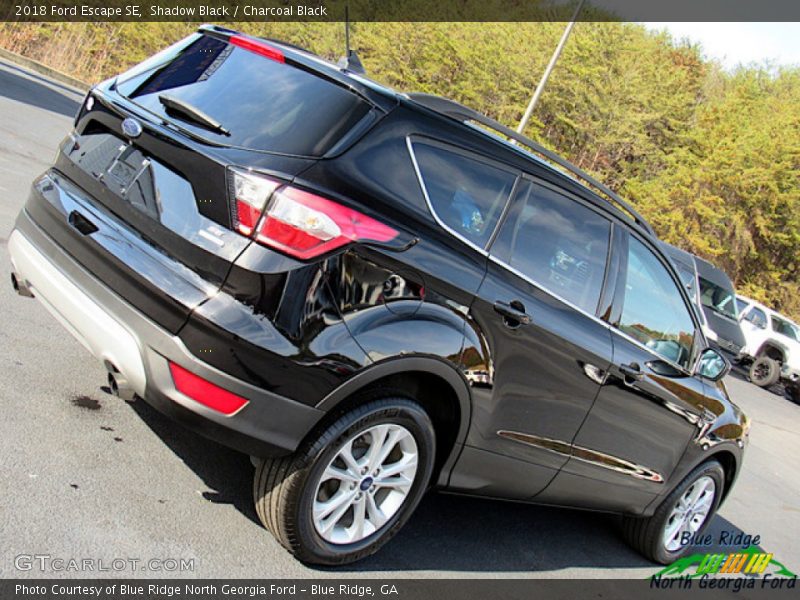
[0,59,798,579]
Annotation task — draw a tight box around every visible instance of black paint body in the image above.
[12,27,747,518]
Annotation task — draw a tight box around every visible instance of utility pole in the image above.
[516,0,586,135]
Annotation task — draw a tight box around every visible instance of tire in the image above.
[788,382,800,405]
[749,356,780,387]
[622,460,724,564]
[253,396,436,565]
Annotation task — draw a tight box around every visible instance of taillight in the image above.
[231,169,280,236]
[74,89,95,126]
[169,362,248,416]
[230,35,285,63]
[229,169,398,260]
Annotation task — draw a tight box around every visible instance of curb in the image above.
[0,47,89,92]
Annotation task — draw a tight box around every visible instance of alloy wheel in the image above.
[662,475,716,552]
[312,423,418,545]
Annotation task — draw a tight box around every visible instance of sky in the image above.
[644,23,800,70]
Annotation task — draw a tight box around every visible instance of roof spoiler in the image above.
[406,93,655,236]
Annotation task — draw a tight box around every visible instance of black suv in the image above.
[9,26,748,566]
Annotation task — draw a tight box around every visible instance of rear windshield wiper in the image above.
[158,94,230,136]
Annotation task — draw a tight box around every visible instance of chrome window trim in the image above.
[609,327,693,376]
[408,134,697,378]
[487,174,615,315]
[405,136,518,257]
[487,255,612,331]
[490,252,694,376]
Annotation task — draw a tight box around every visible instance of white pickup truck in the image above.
[736,295,800,402]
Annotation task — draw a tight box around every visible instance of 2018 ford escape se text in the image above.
[8,26,748,566]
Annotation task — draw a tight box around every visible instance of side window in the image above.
[491,180,611,314]
[411,141,516,248]
[619,238,696,368]
[744,307,767,329]
[699,277,738,320]
[771,315,798,340]
[735,298,749,315]
[674,262,697,302]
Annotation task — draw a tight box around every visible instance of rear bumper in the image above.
[9,210,324,457]
[781,363,800,383]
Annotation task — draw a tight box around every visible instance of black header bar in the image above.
[3,0,800,23]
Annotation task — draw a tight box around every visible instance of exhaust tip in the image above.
[106,368,136,401]
[107,372,120,397]
[11,273,34,298]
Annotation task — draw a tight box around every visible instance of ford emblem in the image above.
[121,118,143,139]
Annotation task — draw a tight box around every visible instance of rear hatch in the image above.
[28,28,384,334]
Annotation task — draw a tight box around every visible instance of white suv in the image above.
[736,295,800,400]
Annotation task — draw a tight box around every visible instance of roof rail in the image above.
[406,93,655,236]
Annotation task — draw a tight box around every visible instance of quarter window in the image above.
[411,142,516,248]
[491,180,611,314]
[619,238,696,368]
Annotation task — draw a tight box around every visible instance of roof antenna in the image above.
[337,5,366,75]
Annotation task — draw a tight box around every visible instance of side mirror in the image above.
[695,348,730,381]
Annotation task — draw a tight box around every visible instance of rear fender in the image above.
[317,354,472,487]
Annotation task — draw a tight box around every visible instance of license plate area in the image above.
[62,133,154,214]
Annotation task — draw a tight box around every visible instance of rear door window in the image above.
[743,307,768,329]
[116,34,372,157]
[490,179,611,314]
[410,141,516,248]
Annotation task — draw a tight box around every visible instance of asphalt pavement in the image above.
[0,59,798,579]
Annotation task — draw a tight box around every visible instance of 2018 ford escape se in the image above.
[8,26,748,566]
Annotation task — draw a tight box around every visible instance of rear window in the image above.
[116,34,371,157]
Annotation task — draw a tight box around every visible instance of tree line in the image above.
[1,21,797,318]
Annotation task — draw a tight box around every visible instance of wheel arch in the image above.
[757,342,786,363]
[313,356,472,487]
[708,448,738,506]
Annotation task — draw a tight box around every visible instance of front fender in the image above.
[643,377,747,516]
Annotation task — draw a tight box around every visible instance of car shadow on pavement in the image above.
[121,390,756,573]
[121,392,262,527]
[338,493,651,573]
[702,515,765,554]
[0,62,81,118]
[342,508,757,574]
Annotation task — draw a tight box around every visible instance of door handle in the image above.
[493,300,531,328]
[619,362,643,384]
[68,210,98,236]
